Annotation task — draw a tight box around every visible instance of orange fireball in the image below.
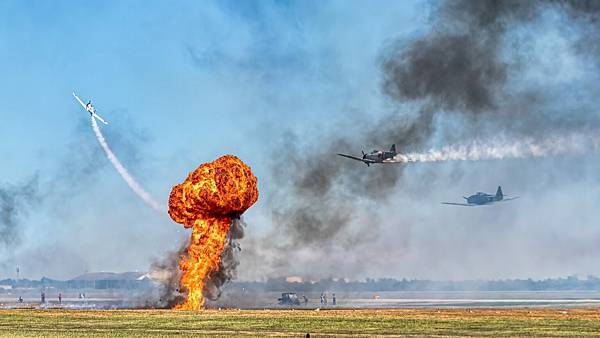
[168,155,258,310]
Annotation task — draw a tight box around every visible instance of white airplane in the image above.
[72,92,109,125]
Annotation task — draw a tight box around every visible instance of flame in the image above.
[168,155,258,310]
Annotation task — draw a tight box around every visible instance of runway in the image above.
[4,290,600,309]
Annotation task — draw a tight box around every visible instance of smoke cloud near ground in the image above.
[252,0,600,280]
[0,177,39,270]
[142,239,186,308]
[204,218,246,301]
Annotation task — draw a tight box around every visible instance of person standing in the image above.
[41,291,45,304]
[58,293,62,305]
[332,293,336,306]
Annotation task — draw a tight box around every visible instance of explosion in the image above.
[168,155,258,310]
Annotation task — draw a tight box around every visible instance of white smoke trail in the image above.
[393,131,600,163]
[91,116,164,212]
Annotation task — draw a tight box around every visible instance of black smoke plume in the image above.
[265,0,600,262]
[204,217,246,301]
[0,177,39,256]
[145,240,187,308]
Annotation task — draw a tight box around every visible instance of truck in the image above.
[277,292,301,306]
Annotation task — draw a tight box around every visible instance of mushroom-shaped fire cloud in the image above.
[168,155,258,310]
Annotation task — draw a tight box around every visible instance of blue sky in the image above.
[4,1,600,282]
[0,1,424,278]
[0,0,423,185]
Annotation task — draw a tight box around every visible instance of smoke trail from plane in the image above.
[393,131,600,163]
[90,116,164,212]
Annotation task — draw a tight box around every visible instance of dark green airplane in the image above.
[442,186,519,206]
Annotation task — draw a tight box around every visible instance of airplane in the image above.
[442,186,519,206]
[72,92,109,125]
[337,144,397,166]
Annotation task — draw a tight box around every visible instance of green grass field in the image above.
[2,308,600,337]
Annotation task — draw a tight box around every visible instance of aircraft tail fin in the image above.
[496,186,503,200]
[390,144,396,153]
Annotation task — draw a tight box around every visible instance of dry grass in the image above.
[2,308,600,337]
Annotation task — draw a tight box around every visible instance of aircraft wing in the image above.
[337,153,377,164]
[441,202,475,206]
[501,196,519,201]
[72,92,87,109]
[92,113,109,125]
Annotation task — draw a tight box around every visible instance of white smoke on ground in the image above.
[90,116,164,212]
[393,131,600,163]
